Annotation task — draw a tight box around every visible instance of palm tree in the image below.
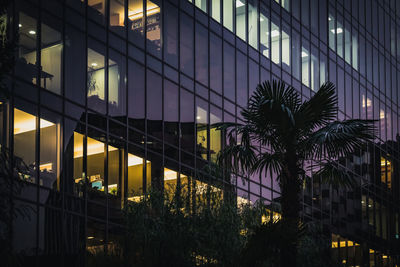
[217,80,376,267]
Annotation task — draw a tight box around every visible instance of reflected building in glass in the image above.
[3,0,400,265]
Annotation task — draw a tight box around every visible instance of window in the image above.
[282,23,290,71]
[128,0,144,47]
[164,80,179,146]
[65,25,86,105]
[336,15,343,58]
[310,47,319,91]
[237,51,247,107]
[40,15,62,95]
[210,106,222,163]
[87,40,106,114]
[223,42,235,101]
[196,98,208,160]
[344,20,351,65]
[127,149,150,201]
[109,50,126,117]
[223,0,234,31]
[248,0,258,49]
[236,0,246,41]
[181,89,195,154]
[128,60,145,131]
[271,14,280,64]
[328,13,335,51]
[14,107,37,184]
[210,0,221,22]
[16,12,37,84]
[195,0,207,12]
[110,0,125,36]
[260,3,270,58]
[87,136,105,194]
[180,13,194,77]
[146,0,161,58]
[210,33,222,94]
[88,0,106,24]
[352,28,358,70]
[164,2,178,68]
[40,109,61,190]
[301,45,310,87]
[292,30,300,80]
[146,70,162,137]
[195,23,209,86]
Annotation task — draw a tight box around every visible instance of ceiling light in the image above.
[196,116,201,120]
[331,28,343,34]
[28,30,36,35]
[301,51,308,58]
[328,17,332,21]
[91,62,98,67]
[260,17,264,22]
[18,24,22,28]
[270,30,280,38]
[236,0,244,8]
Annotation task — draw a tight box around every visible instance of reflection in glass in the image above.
[223,42,235,101]
[87,136,105,193]
[301,46,309,87]
[195,23,209,86]
[195,0,207,12]
[271,19,280,64]
[292,30,300,80]
[72,131,84,196]
[17,12,37,84]
[336,15,343,58]
[146,70,162,137]
[282,25,290,70]
[210,107,222,163]
[260,3,269,58]
[40,18,62,94]
[164,80,179,146]
[110,0,125,29]
[40,110,61,190]
[88,0,106,24]
[128,60,145,131]
[180,13,194,77]
[210,0,221,22]
[181,89,195,154]
[210,33,222,94]
[108,144,123,208]
[223,0,233,31]
[196,98,208,160]
[248,0,258,49]
[164,2,178,67]
[87,42,106,113]
[146,0,161,57]
[128,0,144,47]
[236,0,246,41]
[328,13,335,51]
[381,157,392,189]
[108,50,126,117]
[344,21,351,65]
[13,108,37,183]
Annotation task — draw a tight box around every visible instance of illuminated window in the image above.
[223,0,234,31]
[301,46,310,87]
[236,0,246,41]
[195,0,207,12]
[110,0,125,28]
[210,0,221,22]
[14,108,37,184]
[16,12,37,84]
[381,157,392,189]
[88,0,106,23]
[127,151,151,202]
[146,0,161,57]
[248,0,258,49]
[260,3,270,58]
[87,42,106,114]
[271,15,280,64]
[128,0,144,47]
[196,99,208,160]
[87,136,105,193]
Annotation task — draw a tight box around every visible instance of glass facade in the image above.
[4,0,400,265]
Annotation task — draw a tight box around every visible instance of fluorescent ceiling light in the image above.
[270,30,280,38]
[330,28,343,34]
[301,51,308,58]
[91,62,98,67]
[28,30,36,35]
[18,24,22,28]
[236,0,244,8]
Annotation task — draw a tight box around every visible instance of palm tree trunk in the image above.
[280,162,301,267]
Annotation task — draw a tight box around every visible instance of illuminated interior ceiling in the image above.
[164,168,177,181]
[14,108,54,135]
[73,136,117,158]
[87,48,117,70]
[128,153,148,167]
[128,1,160,20]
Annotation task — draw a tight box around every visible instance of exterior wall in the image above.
[4,0,400,265]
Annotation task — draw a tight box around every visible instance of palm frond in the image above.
[311,161,357,190]
[296,82,337,133]
[243,80,301,131]
[252,151,283,177]
[303,119,376,160]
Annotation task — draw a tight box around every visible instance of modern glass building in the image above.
[3,0,400,265]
